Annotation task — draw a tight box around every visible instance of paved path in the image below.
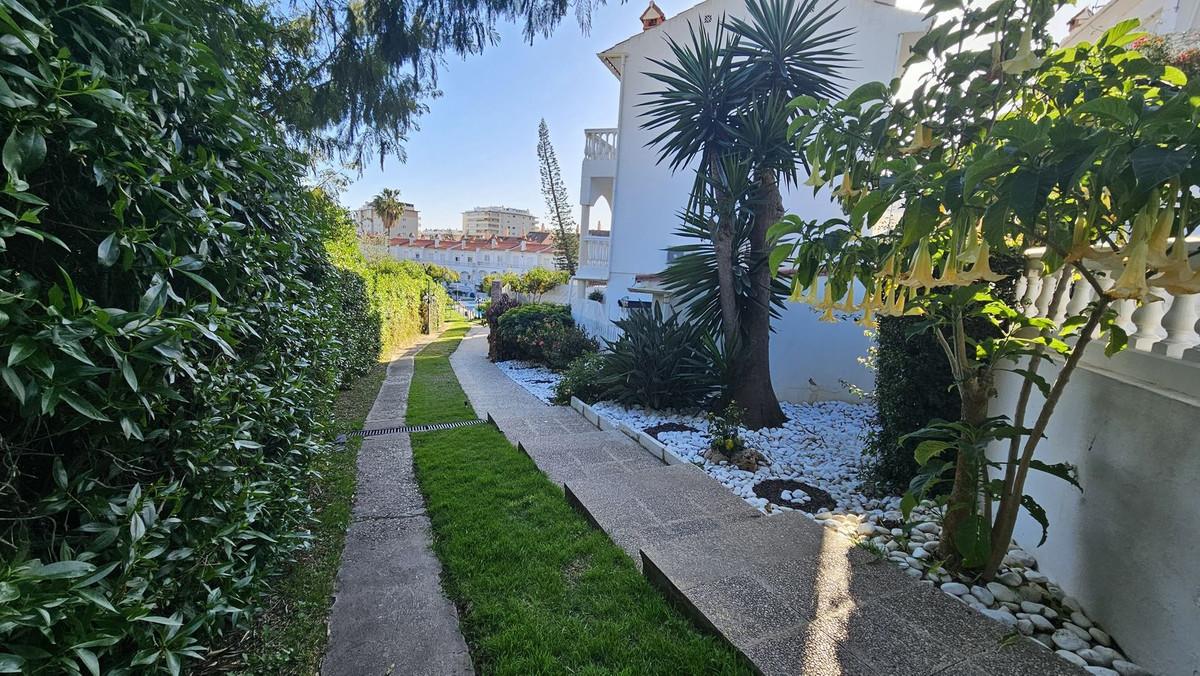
[323,335,473,676]
[450,326,1085,676]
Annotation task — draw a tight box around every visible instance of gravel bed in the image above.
[494,360,1149,675]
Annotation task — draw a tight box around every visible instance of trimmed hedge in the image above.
[0,1,423,672]
[863,251,1024,493]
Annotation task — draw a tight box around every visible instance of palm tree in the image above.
[370,188,406,240]
[640,0,850,429]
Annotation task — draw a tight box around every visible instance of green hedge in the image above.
[0,1,386,672]
[863,251,1024,493]
[494,303,595,369]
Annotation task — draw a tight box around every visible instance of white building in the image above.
[461,206,541,238]
[570,0,926,400]
[352,202,420,239]
[1062,0,1200,45]
[388,235,558,294]
[572,2,1200,674]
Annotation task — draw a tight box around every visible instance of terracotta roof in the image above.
[386,236,555,254]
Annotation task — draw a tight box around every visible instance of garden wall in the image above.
[990,346,1200,676]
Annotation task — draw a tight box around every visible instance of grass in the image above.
[408,315,751,675]
[229,362,389,674]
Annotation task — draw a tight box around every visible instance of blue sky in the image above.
[337,0,1078,231]
[337,0,705,231]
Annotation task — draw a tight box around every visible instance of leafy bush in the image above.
[494,303,582,365]
[542,325,598,370]
[552,353,609,405]
[588,289,605,303]
[706,403,747,458]
[863,251,1024,493]
[598,304,716,410]
[329,268,383,388]
[0,1,397,671]
[366,259,449,356]
[484,295,521,360]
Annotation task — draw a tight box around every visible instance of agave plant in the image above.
[640,0,851,428]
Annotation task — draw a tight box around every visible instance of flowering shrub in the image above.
[552,352,609,405]
[494,303,595,368]
[706,403,748,459]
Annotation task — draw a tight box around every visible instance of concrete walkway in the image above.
[450,326,1085,676]
[323,335,473,676]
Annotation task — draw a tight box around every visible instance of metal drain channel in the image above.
[336,418,487,444]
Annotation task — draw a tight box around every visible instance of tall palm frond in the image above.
[726,0,853,102]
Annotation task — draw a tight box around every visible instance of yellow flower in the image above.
[1107,240,1151,300]
[899,241,936,289]
[856,304,877,329]
[804,167,825,188]
[1002,22,1044,74]
[1149,222,1200,294]
[1065,215,1092,263]
[900,123,940,155]
[725,439,734,451]
[959,241,1008,283]
[1147,203,1175,268]
[837,284,857,312]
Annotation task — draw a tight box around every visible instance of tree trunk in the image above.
[939,373,991,570]
[732,171,786,430]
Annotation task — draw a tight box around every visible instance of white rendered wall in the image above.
[596,0,921,403]
[990,348,1200,676]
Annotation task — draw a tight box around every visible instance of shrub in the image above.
[484,295,521,360]
[495,303,573,363]
[863,251,1024,493]
[515,267,569,300]
[598,304,716,410]
[552,352,609,405]
[330,267,383,388]
[0,1,362,671]
[588,289,605,302]
[542,325,599,370]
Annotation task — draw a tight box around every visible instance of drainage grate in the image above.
[336,418,487,444]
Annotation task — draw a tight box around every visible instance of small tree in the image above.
[537,120,580,274]
[640,0,851,429]
[370,188,405,240]
[776,1,1200,578]
[518,267,570,301]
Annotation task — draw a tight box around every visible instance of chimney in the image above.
[640,0,665,30]
[520,240,527,251]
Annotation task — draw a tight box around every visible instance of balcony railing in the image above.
[584,128,618,161]
[580,234,610,269]
[1020,240,1200,361]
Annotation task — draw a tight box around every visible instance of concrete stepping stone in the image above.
[640,512,1086,676]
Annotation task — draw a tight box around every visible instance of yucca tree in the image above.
[641,0,850,428]
[370,187,406,240]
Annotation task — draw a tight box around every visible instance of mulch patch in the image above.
[643,422,698,440]
[753,479,836,514]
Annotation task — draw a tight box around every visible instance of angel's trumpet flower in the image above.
[900,123,940,155]
[804,165,826,188]
[1002,21,1044,74]
[1065,215,1092,263]
[818,282,838,322]
[1147,203,1176,268]
[960,225,982,265]
[1149,219,1200,294]
[837,283,858,312]
[1107,240,1151,300]
[856,304,877,329]
[899,241,936,289]
[960,241,1008,283]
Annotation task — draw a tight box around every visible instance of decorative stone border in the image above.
[571,396,687,466]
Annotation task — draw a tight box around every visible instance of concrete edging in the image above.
[567,398,692,467]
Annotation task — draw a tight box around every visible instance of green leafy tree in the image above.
[537,120,580,274]
[776,1,1200,577]
[640,0,850,428]
[518,267,570,300]
[370,188,406,239]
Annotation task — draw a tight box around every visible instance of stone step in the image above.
[517,429,663,486]
[639,512,1086,676]
[564,463,762,564]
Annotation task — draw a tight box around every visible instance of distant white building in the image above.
[352,202,420,239]
[569,0,927,400]
[388,235,558,294]
[1062,0,1200,45]
[462,206,540,238]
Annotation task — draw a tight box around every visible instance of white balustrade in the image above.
[1020,239,1200,362]
[584,128,618,161]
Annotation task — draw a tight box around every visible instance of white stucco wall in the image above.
[593,0,921,402]
[990,347,1200,676]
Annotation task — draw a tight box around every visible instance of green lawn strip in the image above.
[408,321,752,675]
[236,362,389,674]
[406,315,475,425]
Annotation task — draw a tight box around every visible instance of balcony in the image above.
[580,128,616,210]
[575,232,610,281]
